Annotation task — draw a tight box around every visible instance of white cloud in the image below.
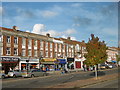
[71,3,81,7]
[41,10,58,18]
[0,7,3,15]
[31,24,77,40]
[32,24,46,34]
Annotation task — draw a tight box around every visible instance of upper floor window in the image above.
[22,49,25,56]
[6,47,10,55]
[40,40,44,48]
[50,52,53,57]
[14,37,18,44]
[34,50,37,57]
[0,47,2,55]
[34,40,37,47]
[28,50,31,56]
[46,51,48,57]
[28,39,32,46]
[46,42,48,48]
[55,43,57,49]
[50,43,52,48]
[0,35,2,42]
[22,38,26,46]
[14,48,18,55]
[7,36,10,43]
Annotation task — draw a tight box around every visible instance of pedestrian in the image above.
[82,64,85,71]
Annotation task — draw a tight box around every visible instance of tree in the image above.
[84,34,108,79]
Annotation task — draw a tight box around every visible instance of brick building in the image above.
[0,26,86,73]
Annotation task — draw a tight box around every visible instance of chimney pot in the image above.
[46,33,50,37]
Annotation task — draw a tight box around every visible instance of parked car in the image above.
[22,69,48,78]
[0,73,6,79]
[8,70,22,78]
[100,64,106,69]
[106,64,113,69]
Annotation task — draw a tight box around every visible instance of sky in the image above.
[1,2,118,47]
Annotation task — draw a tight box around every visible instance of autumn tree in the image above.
[84,34,108,79]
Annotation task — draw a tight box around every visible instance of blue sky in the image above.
[1,2,118,47]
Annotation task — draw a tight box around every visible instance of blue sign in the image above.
[57,59,66,64]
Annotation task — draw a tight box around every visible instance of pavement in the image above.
[47,68,119,88]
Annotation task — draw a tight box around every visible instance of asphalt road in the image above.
[2,68,118,88]
[82,77,119,88]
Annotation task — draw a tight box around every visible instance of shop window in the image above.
[14,37,18,44]
[6,47,10,55]
[22,50,25,56]
[14,48,18,55]
[7,36,10,43]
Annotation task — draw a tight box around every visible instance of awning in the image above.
[41,62,55,64]
[57,59,66,64]
[112,61,117,63]
[41,58,56,62]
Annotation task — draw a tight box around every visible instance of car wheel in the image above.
[2,75,5,79]
[13,74,16,78]
[31,74,34,78]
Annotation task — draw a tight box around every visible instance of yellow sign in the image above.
[42,58,56,62]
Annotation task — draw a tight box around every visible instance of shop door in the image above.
[75,61,81,68]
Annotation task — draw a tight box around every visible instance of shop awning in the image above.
[41,62,55,64]
[112,61,117,63]
[41,58,56,62]
[57,59,66,64]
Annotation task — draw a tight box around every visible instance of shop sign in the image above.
[0,57,19,62]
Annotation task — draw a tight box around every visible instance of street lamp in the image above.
[26,59,29,74]
[39,56,43,69]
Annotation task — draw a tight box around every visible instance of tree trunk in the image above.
[94,65,98,79]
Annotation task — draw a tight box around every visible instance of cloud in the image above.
[71,3,81,7]
[31,24,77,39]
[41,10,58,18]
[0,7,3,15]
[73,16,92,27]
[32,24,46,34]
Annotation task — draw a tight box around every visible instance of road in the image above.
[82,77,119,88]
[2,68,118,89]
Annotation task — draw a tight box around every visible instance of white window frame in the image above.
[28,50,31,56]
[50,52,53,57]
[0,35,3,42]
[34,50,37,57]
[50,43,52,48]
[22,38,26,46]
[6,47,11,55]
[40,40,44,48]
[28,39,32,46]
[7,36,11,43]
[14,37,18,44]
[22,49,25,56]
[34,40,37,47]
[14,48,18,55]
[46,51,48,57]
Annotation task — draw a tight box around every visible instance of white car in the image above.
[8,70,22,78]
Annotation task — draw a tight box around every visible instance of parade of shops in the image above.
[0,26,118,74]
[0,26,87,74]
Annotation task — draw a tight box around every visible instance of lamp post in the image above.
[39,56,43,69]
[26,59,29,74]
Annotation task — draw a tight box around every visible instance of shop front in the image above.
[57,58,67,70]
[0,56,20,74]
[40,58,59,71]
[19,58,39,70]
[67,58,74,69]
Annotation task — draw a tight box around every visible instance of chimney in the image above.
[13,26,18,30]
[46,33,50,37]
[82,40,85,43]
[67,37,71,40]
